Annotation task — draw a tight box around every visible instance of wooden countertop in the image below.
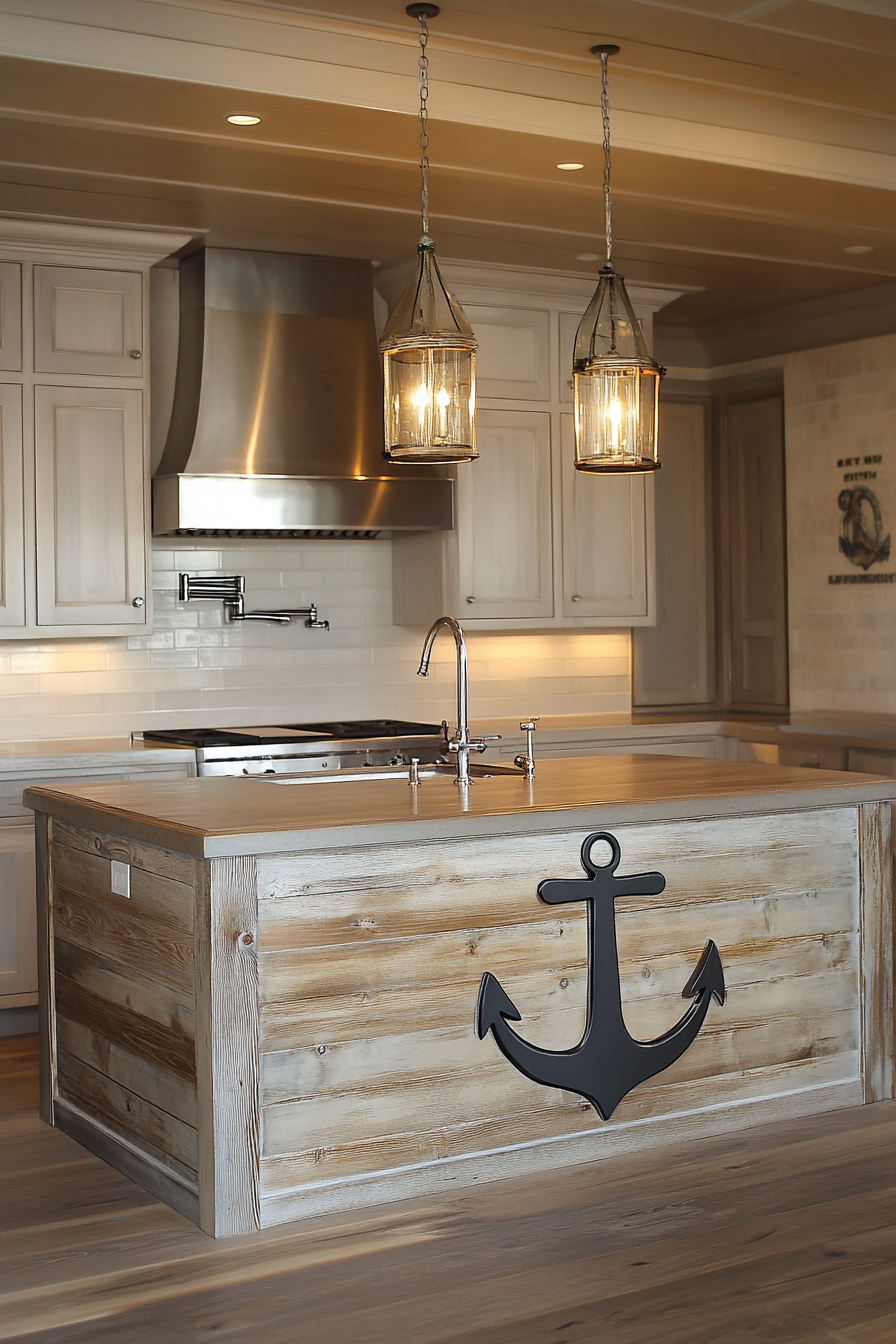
[24,754,896,859]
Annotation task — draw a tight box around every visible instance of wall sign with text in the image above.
[829,453,894,586]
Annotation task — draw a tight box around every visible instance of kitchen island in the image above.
[26,755,896,1237]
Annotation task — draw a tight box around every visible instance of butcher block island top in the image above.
[26,756,896,1239]
[23,753,896,855]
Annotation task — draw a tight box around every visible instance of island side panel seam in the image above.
[858,800,895,1103]
[196,855,260,1237]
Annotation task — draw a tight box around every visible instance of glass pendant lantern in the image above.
[380,4,478,464]
[573,45,663,474]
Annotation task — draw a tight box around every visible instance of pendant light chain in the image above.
[601,50,613,267]
[417,13,431,237]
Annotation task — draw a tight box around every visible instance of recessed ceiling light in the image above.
[556,162,585,171]
[576,252,600,262]
[844,244,872,254]
[227,113,261,126]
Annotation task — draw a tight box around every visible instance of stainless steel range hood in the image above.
[152,248,453,537]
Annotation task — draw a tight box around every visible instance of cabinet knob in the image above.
[129,349,142,359]
[571,594,581,602]
[466,595,476,604]
[132,596,145,608]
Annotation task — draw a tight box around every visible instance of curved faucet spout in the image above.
[417,616,469,743]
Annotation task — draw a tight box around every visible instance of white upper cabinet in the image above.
[456,410,553,620]
[385,261,678,630]
[0,384,25,628]
[33,265,143,376]
[34,386,147,626]
[0,263,22,372]
[559,416,650,620]
[463,305,551,401]
[0,220,190,640]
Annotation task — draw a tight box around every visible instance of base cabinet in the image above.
[0,824,37,1005]
[0,759,194,1014]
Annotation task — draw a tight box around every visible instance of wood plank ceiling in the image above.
[0,0,892,357]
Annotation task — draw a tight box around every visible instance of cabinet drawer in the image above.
[33,265,143,376]
[0,261,22,371]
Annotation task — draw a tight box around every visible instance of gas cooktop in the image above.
[142,719,444,749]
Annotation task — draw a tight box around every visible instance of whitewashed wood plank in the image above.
[56,1014,197,1127]
[195,856,260,1238]
[259,1053,859,1190]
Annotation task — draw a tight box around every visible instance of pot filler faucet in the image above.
[417,616,497,786]
[178,574,329,628]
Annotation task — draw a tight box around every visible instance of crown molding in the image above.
[0,216,195,262]
[656,277,896,369]
[376,256,694,322]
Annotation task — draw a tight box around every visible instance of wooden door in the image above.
[728,396,788,707]
[33,265,143,377]
[633,401,713,705]
[0,384,25,628]
[0,823,37,1002]
[559,415,651,620]
[34,385,147,627]
[0,262,22,371]
[456,409,554,620]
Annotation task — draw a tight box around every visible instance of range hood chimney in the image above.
[152,248,453,537]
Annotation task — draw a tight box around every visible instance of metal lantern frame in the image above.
[572,44,663,474]
[379,4,478,465]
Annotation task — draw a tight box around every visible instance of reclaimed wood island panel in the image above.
[25,755,896,1238]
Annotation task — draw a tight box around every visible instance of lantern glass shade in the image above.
[380,240,477,463]
[573,265,662,473]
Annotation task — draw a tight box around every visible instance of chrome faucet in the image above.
[417,616,499,785]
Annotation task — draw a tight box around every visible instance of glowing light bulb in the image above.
[436,388,450,408]
[412,384,430,414]
[607,395,623,451]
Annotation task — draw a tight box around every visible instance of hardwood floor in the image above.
[2,1034,896,1343]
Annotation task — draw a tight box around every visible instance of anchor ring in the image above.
[580,830,621,876]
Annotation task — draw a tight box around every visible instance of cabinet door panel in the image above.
[728,396,788,707]
[463,306,550,401]
[34,266,143,376]
[560,415,650,618]
[457,410,553,619]
[0,262,22,371]
[633,401,713,704]
[0,384,25,628]
[0,824,37,999]
[34,386,147,626]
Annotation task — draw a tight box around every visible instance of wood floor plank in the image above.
[2,1036,896,1343]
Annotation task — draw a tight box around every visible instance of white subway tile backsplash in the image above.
[0,539,632,739]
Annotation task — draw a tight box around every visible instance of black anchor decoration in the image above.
[476,831,726,1120]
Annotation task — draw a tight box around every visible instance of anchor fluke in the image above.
[476,971,521,1039]
[682,939,726,1007]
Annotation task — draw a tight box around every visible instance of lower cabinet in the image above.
[0,761,194,1014]
[0,823,37,1006]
